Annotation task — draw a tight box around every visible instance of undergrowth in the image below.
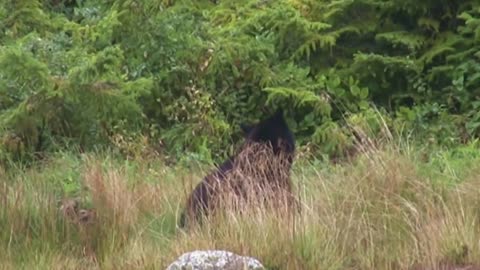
[2,141,480,270]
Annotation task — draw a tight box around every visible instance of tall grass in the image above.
[1,142,480,269]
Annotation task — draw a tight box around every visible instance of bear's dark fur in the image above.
[179,109,296,228]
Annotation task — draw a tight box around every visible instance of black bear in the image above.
[179,108,296,228]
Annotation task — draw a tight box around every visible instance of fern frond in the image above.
[376,31,426,51]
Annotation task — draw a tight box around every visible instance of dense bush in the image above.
[1,0,479,163]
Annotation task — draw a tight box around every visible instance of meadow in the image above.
[2,138,480,270]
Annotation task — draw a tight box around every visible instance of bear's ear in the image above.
[240,123,254,135]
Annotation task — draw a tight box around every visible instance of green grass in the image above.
[2,142,480,270]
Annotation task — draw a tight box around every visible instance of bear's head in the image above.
[240,109,295,157]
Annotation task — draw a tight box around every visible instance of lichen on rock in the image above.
[166,250,265,270]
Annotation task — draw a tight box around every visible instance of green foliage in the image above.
[1,0,480,163]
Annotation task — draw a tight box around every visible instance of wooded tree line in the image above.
[0,0,479,163]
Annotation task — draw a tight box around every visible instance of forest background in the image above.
[1,0,479,164]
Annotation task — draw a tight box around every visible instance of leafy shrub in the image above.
[1,0,479,163]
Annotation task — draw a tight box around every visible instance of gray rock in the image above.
[166,250,265,270]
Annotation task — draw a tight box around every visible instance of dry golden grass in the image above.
[1,142,480,269]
